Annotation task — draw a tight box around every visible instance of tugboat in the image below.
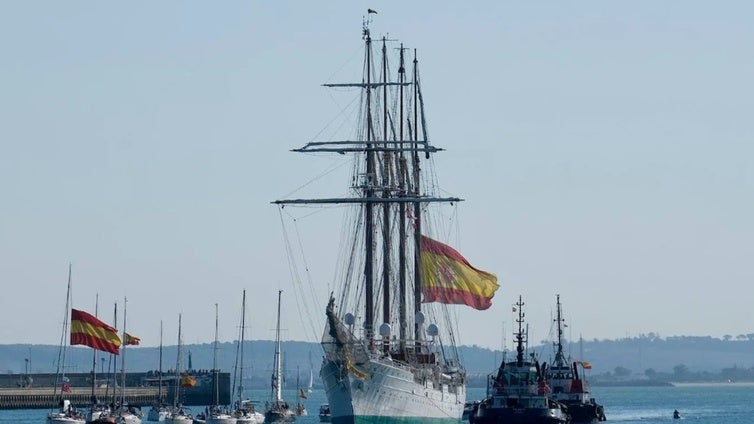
[470,296,569,424]
[546,295,606,422]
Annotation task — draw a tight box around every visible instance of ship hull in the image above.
[321,358,465,424]
[471,405,568,424]
[562,403,605,423]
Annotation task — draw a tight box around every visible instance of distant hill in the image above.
[4,334,754,387]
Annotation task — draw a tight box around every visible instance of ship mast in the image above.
[412,49,423,343]
[364,24,376,348]
[554,294,567,367]
[397,43,408,347]
[380,35,392,354]
[515,296,526,366]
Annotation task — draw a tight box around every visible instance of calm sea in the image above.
[1,384,751,423]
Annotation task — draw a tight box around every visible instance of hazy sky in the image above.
[1,1,752,351]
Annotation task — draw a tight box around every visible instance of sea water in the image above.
[1,384,751,423]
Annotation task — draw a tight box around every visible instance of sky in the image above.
[1,1,752,351]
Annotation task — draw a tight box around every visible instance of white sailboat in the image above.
[164,315,193,424]
[274,15,499,424]
[232,290,264,424]
[47,264,85,424]
[146,322,169,422]
[204,304,236,424]
[112,298,142,424]
[264,290,295,423]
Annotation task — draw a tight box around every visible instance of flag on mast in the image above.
[420,235,499,310]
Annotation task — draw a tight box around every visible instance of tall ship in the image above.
[274,13,499,424]
[546,295,606,423]
[470,296,569,424]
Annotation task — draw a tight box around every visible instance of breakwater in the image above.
[0,372,230,409]
[0,387,157,410]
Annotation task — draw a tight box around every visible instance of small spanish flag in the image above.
[181,374,197,388]
[580,361,592,370]
[124,333,141,346]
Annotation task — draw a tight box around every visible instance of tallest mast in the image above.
[363,20,376,349]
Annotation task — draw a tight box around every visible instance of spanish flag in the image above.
[124,333,140,346]
[70,309,121,355]
[181,374,197,388]
[420,235,499,310]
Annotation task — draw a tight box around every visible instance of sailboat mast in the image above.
[274,290,283,403]
[54,263,73,402]
[213,303,219,406]
[363,27,376,347]
[105,302,117,404]
[412,49,423,341]
[174,314,182,408]
[239,290,246,405]
[158,321,163,402]
[89,292,98,401]
[380,36,392,353]
[120,298,127,408]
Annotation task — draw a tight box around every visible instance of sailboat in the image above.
[47,264,85,424]
[110,298,143,424]
[273,16,499,424]
[202,304,236,424]
[232,290,264,424]
[164,315,194,424]
[147,322,169,422]
[85,302,119,424]
[306,351,313,393]
[264,290,295,423]
[545,295,606,422]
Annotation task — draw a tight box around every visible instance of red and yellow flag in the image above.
[180,374,197,388]
[124,333,140,346]
[70,309,121,355]
[420,235,499,310]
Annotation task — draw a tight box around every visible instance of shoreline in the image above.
[671,381,754,387]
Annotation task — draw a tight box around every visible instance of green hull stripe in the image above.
[331,416,460,424]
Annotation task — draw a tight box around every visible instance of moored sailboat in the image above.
[264,290,295,423]
[164,315,193,424]
[110,298,143,424]
[146,322,169,422]
[47,264,86,424]
[273,14,499,424]
[231,290,264,424]
[202,304,236,424]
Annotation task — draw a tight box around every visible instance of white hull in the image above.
[234,411,264,424]
[205,415,237,424]
[115,412,142,424]
[164,413,193,424]
[321,357,465,423]
[47,414,85,424]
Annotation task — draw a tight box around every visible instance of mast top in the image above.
[363,9,378,39]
